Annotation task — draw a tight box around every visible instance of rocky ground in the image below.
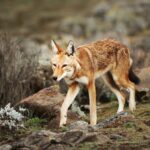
[0,101,150,150]
[0,0,150,149]
[0,68,150,150]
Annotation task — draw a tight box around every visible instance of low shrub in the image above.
[0,33,39,106]
[0,103,26,130]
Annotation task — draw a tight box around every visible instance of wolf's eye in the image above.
[62,64,67,68]
[53,64,56,67]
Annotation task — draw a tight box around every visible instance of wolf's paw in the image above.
[129,101,136,112]
[59,117,67,127]
[117,109,124,114]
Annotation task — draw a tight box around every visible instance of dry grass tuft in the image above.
[0,33,39,106]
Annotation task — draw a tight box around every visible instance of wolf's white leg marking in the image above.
[115,91,125,113]
[88,80,97,126]
[128,87,136,112]
[60,83,80,127]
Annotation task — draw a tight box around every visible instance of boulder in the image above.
[136,67,150,91]
[18,86,81,128]
[18,86,64,118]
[131,36,150,68]
[136,67,150,101]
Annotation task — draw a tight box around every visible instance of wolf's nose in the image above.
[53,76,57,81]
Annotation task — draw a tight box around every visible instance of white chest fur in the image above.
[75,76,89,85]
[64,78,74,85]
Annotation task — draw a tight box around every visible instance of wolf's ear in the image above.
[51,40,62,54]
[51,40,58,54]
[67,40,75,55]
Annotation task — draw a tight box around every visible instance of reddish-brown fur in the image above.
[51,39,137,127]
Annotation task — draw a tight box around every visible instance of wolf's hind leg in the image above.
[102,72,126,113]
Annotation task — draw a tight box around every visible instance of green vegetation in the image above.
[123,121,136,129]
[60,125,69,132]
[24,117,47,130]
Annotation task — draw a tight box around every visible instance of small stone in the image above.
[61,130,83,144]
[110,134,124,140]
[69,121,89,130]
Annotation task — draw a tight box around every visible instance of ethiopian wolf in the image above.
[50,39,140,127]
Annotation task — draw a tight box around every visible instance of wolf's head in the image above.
[50,40,80,81]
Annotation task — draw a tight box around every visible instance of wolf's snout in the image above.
[52,76,57,81]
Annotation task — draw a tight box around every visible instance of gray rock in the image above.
[76,132,110,145]
[61,130,84,144]
[0,144,12,150]
[12,130,64,150]
[38,44,51,66]
[96,134,110,145]
[91,112,135,131]
[91,2,110,19]
[136,67,150,91]
[9,129,108,149]
[21,40,52,67]
[71,101,86,117]
[69,121,88,130]
[18,86,65,118]
[135,67,150,101]
[20,39,54,91]
[131,36,150,68]
[61,130,110,145]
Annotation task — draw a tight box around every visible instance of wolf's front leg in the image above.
[87,80,97,125]
[60,82,80,127]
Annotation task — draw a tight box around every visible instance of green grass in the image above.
[24,117,47,130]
[60,125,69,132]
[0,117,47,142]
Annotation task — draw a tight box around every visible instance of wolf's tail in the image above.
[129,66,140,84]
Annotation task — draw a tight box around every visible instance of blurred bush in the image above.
[0,33,38,106]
